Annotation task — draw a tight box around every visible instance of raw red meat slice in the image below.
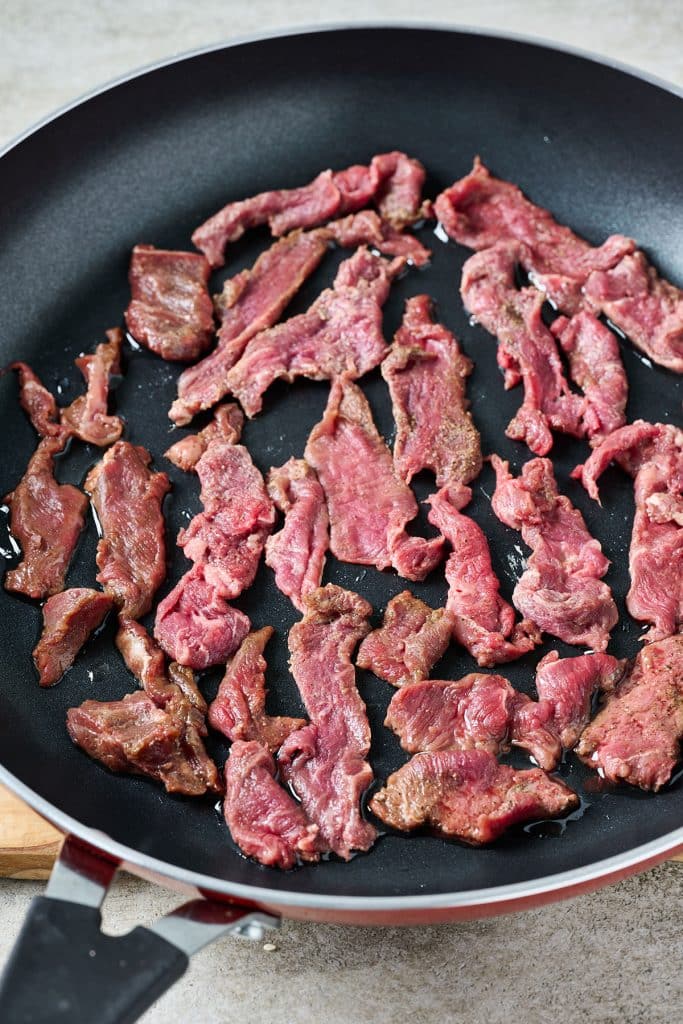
[382,295,482,487]
[461,242,585,455]
[385,674,560,769]
[155,442,273,668]
[427,483,539,666]
[60,329,123,446]
[192,152,426,268]
[32,588,112,687]
[170,229,330,424]
[356,590,452,687]
[305,375,444,581]
[85,441,170,620]
[67,690,220,796]
[435,158,634,314]
[324,210,430,267]
[573,421,683,640]
[583,250,683,373]
[277,585,376,859]
[369,749,578,844]
[164,403,244,472]
[535,650,625,749]
[125,245,214,361]
[550,312,627,442]
[4,437,88,600]
[224,741,320,869]
[226,248,401,418]
[576,634,683,790]
[491,455,618,650]
[265,458,329,611]
[208,627,306,751]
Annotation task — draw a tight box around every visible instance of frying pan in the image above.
[0,24,681,1024]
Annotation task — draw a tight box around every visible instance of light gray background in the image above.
[1,3,681,1023]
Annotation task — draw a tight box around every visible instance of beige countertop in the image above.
[0,3,681,1023]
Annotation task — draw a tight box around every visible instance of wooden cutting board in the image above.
[0,782,680,880]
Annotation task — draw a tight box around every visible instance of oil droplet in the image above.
[433,222,450,244]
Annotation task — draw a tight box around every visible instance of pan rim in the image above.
[1,763,681,910]
[1,22,681,911]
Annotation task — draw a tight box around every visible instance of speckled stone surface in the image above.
[0,3,681,1022]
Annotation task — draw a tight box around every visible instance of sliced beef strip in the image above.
[208,627,306,751]
[382,295,482,488]
[155,442,273,668]
[277,584,376,860]
[85,441,170,620]
[576,634,683,790]
[170,229,330,424]
[67,690,220,796]
[224,741,320,869]
[491,455,618,651]
[427,483,540,666]
[192,151,426,268]
[32,588,113,687]
[305,375,444,582]
[164,403,244,472]
[125,245,214,362]
[4,436,89,600]
[10,330,123,447]
[356,590,453,687]
[385,674,561,769]
[550,312,627,442]
[573,421,683,641]
[323,209,431,267]
[60,328,124,446]
[369,748,578,844]
[461,242,585,456]
[534,650,625,749]
[583,250,683,373]
[435,157,634,314]
[225,248,402,418]
[265,458,329,612]
[6,362,63,437]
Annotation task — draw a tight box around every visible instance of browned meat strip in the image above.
[60,328,123,446]
[67,690,220,796]
[224,741,320,869]
[4,437,88,599]
[435,157,634,314]
[491,456,618,650]
[573,421,683,641]
[356,590,452,687]
[125,245,214,361]
[6,363,63,437]
[576,634,683,790]
[369,749,578,844]
[32,588,113,687]
[155,442,273,668]
[225,248,401,418]
[382,295,482,487]
[278,585,376,859]
[265,458,329,612]
[305,375,444,581]
[427,483,539,666]
[85,441,170,620]
[164,403,244,472]
[192,151,426,268]
[208,627,306,751]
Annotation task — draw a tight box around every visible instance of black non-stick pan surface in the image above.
[0,26,681,910]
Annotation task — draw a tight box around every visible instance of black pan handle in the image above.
[0,835,279,1024]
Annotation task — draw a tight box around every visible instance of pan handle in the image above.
[0,835,279,1024]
